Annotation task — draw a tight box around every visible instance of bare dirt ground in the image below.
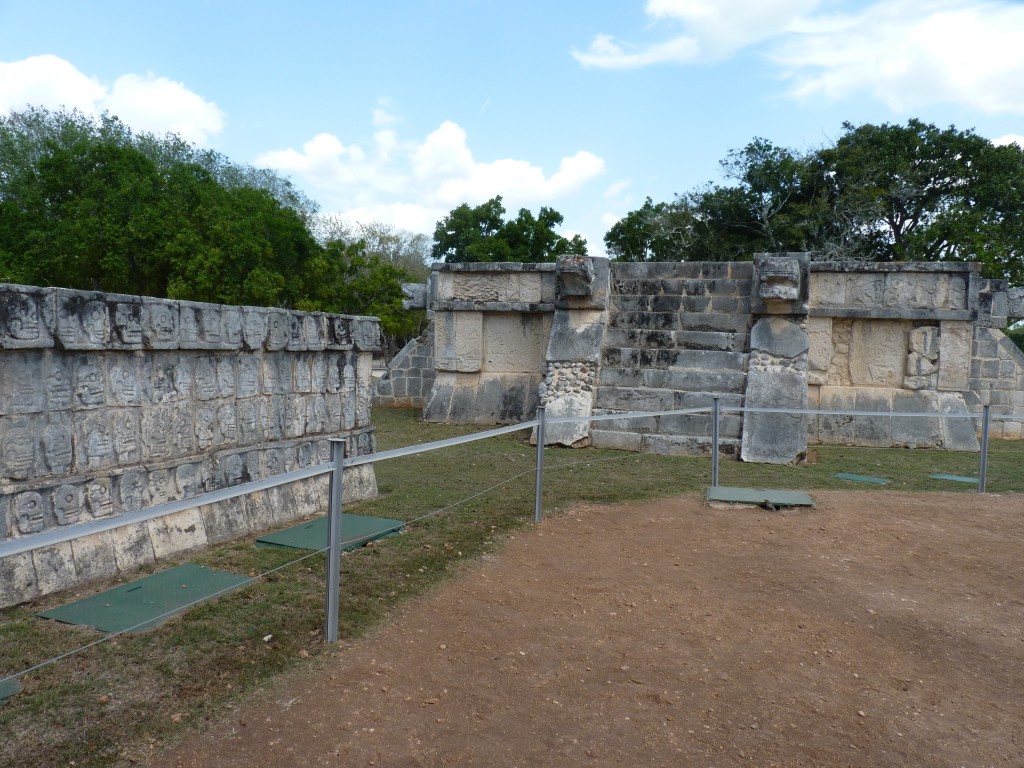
[153,490,1024,768]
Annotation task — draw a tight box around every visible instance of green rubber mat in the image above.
[0,678,21,703]
[37,564,249,634]
[707,486,814,507]
[833,473,889,485]
[929,473,979,484]
[256,513,404,552]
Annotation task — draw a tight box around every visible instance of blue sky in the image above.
[2,0,1023,256]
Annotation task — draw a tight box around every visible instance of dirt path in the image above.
[152,490,1024,767]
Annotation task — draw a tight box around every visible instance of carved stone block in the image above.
[52,484,83,525]
[107,355,142,406]
[14,490,47,534]
[73,357,107,409]
[327,316,352,349]
[44,354,73,410]
[117,471,147,512]
[39,416,74,476]
[267,311,289,350]
[111,409,142,465]
[142,298,179,349]
[3,353,44,412]
[78,413,115,471]
[241,309,268,350]
[56,291,108,349]
[110,298,144,348]
[85,478,114,519]
[1,285,54,348]
[2,419,36,481]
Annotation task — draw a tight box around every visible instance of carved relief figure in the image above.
[147,470,170,505]
[179,305,198,343]
[53,485,82,525]
[327,354,343,392]
[8,360,43,412]
[81,301,107,344]
[3,427,35,479]
[307,395,327,433]
[217,404,238,444]
[238,400,260,442]
[86,479,114,518]
[6,294,40,341]
[74,360,106,407]
[237,357,260,398]
[84,419,113,468]
[143,409,173,459]
[265,448,285,476]
[242,311,267,350]
[222,454,245,486]
[14,491,45,533]
[289,314,303,347]
[268,311,288,349]
[216,358,235,398]
[112,412,140,463]
[118,471,146,512]
[42,422,74,474]
[223,308,242,346]
[175,464,202,498]
[195,357,218,400]
[110,360,139,404]
[297,442,315,467]
[196,407,217,449]
[173,408,194,453]
[114,303,143,344]
[294,356,312,392]
[45,358,73,409]
[147,302,177,344]
[200,307,223,343]
[312,356,328,392]
[152,362,178,403]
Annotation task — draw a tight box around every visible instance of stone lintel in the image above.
[809,308,974,322]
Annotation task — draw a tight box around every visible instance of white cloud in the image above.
[575,1,1024,114]
[573,0,818,68]
[259,112,606,234]
[993,134,1024,148]
[0,55,224,145]
[775,1,1024,114]
[603,179,633,200]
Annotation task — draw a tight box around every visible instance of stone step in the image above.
[604,327,747,352]
[611,293,750,314]
[611,261,754,282]
[607,310,752,334]
[591,429,741,457]
[595,374,746,408]
[601,348,747,373]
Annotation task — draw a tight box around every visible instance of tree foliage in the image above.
[431,196,587,263]
[604,120,1024,284]
[0,107,320,306]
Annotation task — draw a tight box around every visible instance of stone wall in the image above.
[422,263,556,424]
[410,258,1024,463]
[0,284,381,607]
[372,323,435,409]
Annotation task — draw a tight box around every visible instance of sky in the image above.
[2,0,1023,257]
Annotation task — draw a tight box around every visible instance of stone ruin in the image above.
[391,255,1024,461]
[0,284,381,608]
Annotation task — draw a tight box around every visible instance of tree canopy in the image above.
[431,196,587,263]
[0,106,430,350]
[604,120,1024,284]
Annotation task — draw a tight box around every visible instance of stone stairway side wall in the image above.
[373,323,436,408]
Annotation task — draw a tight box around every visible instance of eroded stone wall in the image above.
[0,284,380,607]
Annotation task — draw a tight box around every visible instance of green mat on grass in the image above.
[38,563,249,634]
[255,513,404,552]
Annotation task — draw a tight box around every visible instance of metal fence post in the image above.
[325,438,346,643]
[534,406,546,523]
[711,397,720,488]
[979,405,991,494]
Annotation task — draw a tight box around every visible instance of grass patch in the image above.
[1,406,1020,766]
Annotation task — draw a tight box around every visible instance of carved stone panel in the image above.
[2,420,36,481]
[53,484,83,526]
[241,310,268,350]
[85,478,114,519]
[143,298,179,349]
[73,357,107,409]
[14,491,46,534]
[40,416,74,476]
[111,409,142,465]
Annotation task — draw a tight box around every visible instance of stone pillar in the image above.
[740,254,810,464]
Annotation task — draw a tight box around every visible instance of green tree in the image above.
[603,120,1024,282]
[0,106,320,305]
[431,196,586,263]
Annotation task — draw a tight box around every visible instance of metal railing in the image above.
[0,400,1018,695]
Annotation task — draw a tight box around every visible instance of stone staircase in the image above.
[591,261,754,455]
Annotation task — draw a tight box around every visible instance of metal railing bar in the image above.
[0,463,333,559]
[342,420,538,467]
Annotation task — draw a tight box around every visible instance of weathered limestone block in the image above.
[556,254,595,297]
[33,542,77,596]
[1009,288,1024,318]
[109,295,145,349]
[434,311,483,372]
[741,317,809,464]
[937,321,972,391]
[402,283,429,310]
[807,317,833,386]
[147,509,208,559]
[484,313,548,373]
[846,273,886,309]
[0,552,37,606]
[849,320,906,387]
[111,522,156,572]
[809,272,847,308]
[70,531,119,584]
[0,285,54,349]
[143,298,180,349]
[55,289,109,349]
